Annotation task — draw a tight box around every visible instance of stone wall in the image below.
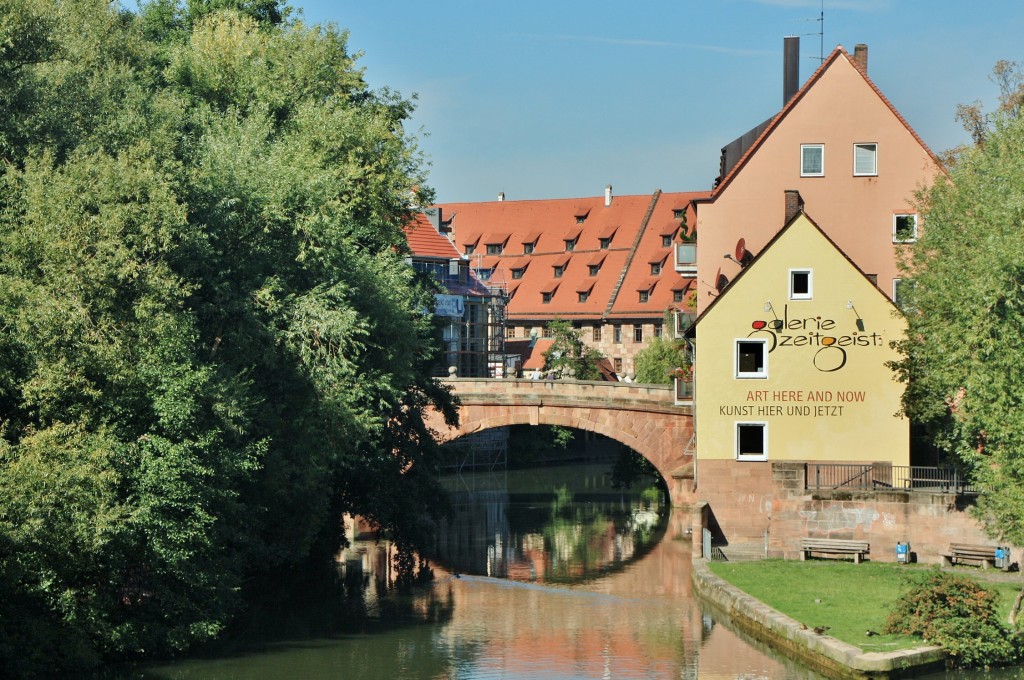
[693,460,1013,565]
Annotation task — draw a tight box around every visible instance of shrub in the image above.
[884,571,1021,668]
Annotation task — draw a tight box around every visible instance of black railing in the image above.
[806,464,978,495]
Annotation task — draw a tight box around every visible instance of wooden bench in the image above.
[800,538,870,564]
[941,543,1009,570]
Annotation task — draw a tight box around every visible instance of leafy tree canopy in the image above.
[542,318,605,381]
[893,61,1024,619]
[0,0,452,672]
[634,312,690,384]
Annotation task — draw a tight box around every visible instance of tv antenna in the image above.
[798,0,825,64]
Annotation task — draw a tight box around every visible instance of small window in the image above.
[575,215,586,224]
[650,263,662,276]
[565,238,577,252]
[801,144,824,177]
[661,235,672,248]
[524,242,535,255]
[893,214,917,243]
[673,290,684,303]
[736,422,767,461]
[505,326,516,339]
[554,265,564,278]
[512,269,524,280]
[578,291,589,303]
[589,264,600,276]
[599,237,612,249]
[639,290,650,303]
[486,244,503,255]
[542,292,553,304]
[673,208,686,219]
[633,325,643,342]
[465,244,476,255]
[789,269,812,300]
[593,325,602,342]
[613,357,623,373]
[736,339,767,378]
[654,323,663,338]
[613,325,622,343]
[894,278,916,313]
[854,143,877,176]
[542,326,553,338]
[476,268,492,281]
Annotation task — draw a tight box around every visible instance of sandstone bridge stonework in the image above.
[425,378,696,507]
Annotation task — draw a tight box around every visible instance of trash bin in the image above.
[995,546,1010,569]
[896,542,910,564]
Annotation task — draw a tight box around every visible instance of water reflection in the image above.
[143,463,827,679]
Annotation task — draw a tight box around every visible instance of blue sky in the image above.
[290,1,1023,203]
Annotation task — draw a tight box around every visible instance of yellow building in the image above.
[693,210,907,470]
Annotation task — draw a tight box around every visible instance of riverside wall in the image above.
[691,461,1015,565]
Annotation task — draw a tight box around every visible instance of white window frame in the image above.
[853,142,878,177]
[789,268,813,300]
[735,338,768,379]
[736,422,768,461]
[893,213,918,243]
[800,144,824,177]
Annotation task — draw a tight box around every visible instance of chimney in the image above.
[853,44,868,73]
[783,36,800,106]
[784,190,803,224]
[498,191,505,201]
[604,184,613,207]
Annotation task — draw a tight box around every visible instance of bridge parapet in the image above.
[442,378,692,416]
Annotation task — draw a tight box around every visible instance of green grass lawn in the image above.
[707,560,1023,653]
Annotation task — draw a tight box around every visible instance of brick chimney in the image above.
[853,44,868,73]
[784,190,803,224]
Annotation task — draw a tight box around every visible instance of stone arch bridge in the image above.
[426,378,696,507]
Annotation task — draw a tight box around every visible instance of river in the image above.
[140,462,1016,679]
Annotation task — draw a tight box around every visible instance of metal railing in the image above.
[806,463,978,495]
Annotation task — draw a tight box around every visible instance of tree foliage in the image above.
[542,318,605,380]
[0,0,453,672]
[633,312,690,384]
[892,62,1024,622]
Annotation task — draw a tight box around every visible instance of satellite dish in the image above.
[735,238,753,265]
[714,268,729,293]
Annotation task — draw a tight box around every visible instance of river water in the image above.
[140,462,1013,679]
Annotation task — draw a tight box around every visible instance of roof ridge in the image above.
[603,190,662,319]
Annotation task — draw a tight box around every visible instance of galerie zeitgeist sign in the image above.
[434,294,465,318]
[747,304,884,373]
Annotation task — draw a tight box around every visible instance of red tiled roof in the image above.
[484,233,510,245]
[657,221,679,237]
[648,250,670,265]
[403,212,460,259]
[434,190,710,322]
[576,280,595,294]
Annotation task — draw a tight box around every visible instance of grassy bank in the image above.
[708,560,1023,653]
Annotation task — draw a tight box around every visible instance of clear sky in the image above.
[290,0,1023,204]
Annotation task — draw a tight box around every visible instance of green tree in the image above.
[542,318,604,380]
[892,65,1024,622]
[0,0,454,670]
[633,312,690,384]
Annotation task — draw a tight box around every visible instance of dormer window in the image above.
[673,208,686,219]
[575,215,585,224]
[589,264,601,276]
[598,225,617,250]
[651,262,662,276]
[662,235,672,248]
[639,290,650,303]
[554,265,565,278]
[486,244,503,255]
[521,232,540,255]
[512,269,524,280]
[524,242,535,254]
[599,237,612,249]
[564,238,576,252]
[464,244,475,255]
[542,292,553,303]
[573,206,590,223]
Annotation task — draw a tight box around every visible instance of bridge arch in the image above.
[426,378,696,507]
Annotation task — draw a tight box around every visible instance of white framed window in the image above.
[893,278,915,313]
[801,144,824,177]
[789,268,813,300]
[736,422,768,461]
[893,214,918,243]
[735,339,768,378]
[854,142,878,176]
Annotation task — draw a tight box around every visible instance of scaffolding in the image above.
[436,258,511,378]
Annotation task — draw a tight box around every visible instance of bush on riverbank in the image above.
[884,571,1021,668]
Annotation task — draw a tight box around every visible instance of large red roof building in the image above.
[434,188,708,379]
